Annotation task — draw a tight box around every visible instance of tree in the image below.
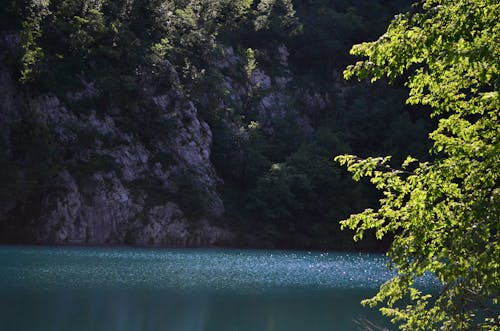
[336,0,499,330]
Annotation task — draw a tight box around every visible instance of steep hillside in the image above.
[0,0,431,250]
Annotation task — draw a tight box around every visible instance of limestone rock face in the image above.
[0,37,334,248]
[211,44,324,136]
[0,49,229,246]
[36,171,139,244]
[134,204,234,246]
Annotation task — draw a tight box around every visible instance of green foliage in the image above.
[244,129,369,247]
[254,0,302,36]
[9,111,55,162]
[15,0,254,91]
[289,0,410,79]
[247,162,311,220]
[244,47,257,78]
[172,169,213,218]
[340,85,432,160]
[72,154,119,177]
[19,18,43,83]
[338,0,500,329]
[17,0,52,83]
[184,0,427,249]
[1,108,58,223]
[6,0,433,250]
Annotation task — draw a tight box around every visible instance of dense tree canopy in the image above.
[337,0,499,329]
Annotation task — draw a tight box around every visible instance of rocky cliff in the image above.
[0,34,234,246]
[0,0,426,250]
[0,33,335,247]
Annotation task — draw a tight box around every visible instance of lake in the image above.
[0,246,401,331]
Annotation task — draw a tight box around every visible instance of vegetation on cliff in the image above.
[2,0,430,249]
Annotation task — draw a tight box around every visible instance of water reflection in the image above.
[1,288,388,331]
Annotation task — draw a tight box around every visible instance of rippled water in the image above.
[0,246,420,331]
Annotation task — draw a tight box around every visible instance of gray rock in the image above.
[0,52,229,247]
[277,44,289,66]
[250,69,272,90]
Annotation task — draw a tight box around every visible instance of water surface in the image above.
[0,246,403,331]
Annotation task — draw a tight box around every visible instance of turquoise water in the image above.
[0,246,406,331]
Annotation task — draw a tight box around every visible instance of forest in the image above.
[1,0,498,330]
[0,0,431,250]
